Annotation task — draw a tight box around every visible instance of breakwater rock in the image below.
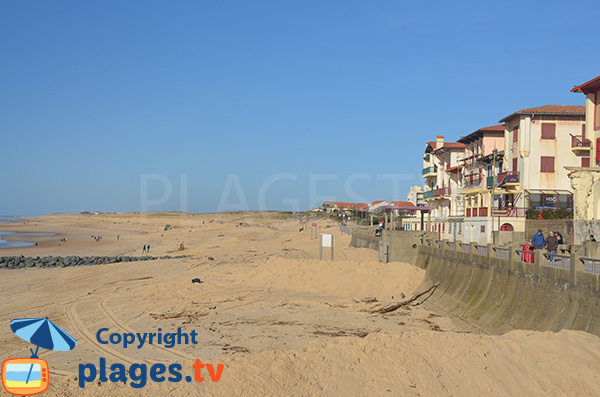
[0,255,188,269]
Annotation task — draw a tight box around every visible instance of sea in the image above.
[0,217,56,248]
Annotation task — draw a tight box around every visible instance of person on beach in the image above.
[147,244,150,252]
[546,231,558,262]
[531,229,545,249]
[142,244,147,253]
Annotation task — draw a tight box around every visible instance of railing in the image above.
[515,249,535,263]
[475,244,488,257]
[543,253,570,270]
[579,257,600,275]
[479,207,488,217]
[497,171,520,186]
[422,166,438,176]
[493,246,509,260]
[492,207,527,218]
[571,135,591,148]
[434,187,452,197]
[459,242,470,253]
[423,190,434,199]
[466,208,471,217]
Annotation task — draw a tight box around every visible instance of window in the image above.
[513,126,519,143]
[480,225,485,233]
[582,157,590,167]
[540,156,555,173]
[541,123,556,139]
[595,93,600,131]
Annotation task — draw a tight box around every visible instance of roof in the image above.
[572,75,600,94]
[499,105,585,122]
[458,124,505,144]
[391,201,416,207]
[370,200,385,205]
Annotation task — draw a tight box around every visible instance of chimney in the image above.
[436,135,444,148]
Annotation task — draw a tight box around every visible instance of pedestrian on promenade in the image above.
[532,229,545,250]
[555,231,564,245]
[546,231,558,263]
[142,244,147,253]
[147,244,150,253]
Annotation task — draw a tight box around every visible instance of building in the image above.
[407,185,424,207]
[569,76,600,227]
[422,135,465,238]
[493,105,585,241]
[457,125,505,243]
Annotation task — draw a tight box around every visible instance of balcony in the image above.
[422,166,438,177]
[571,134,591,154]
[497,171,520,187]
[423,190,434,199]
[492,207,526,218]
[434,187,452,197]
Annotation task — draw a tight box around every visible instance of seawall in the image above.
[350,229,600,336]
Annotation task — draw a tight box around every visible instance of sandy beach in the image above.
[1,212,600,396]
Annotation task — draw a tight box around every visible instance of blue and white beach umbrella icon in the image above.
[10,317,77,358]
[10,317,77,385]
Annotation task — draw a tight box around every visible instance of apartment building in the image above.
[456,125,505,243]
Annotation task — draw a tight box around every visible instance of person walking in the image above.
[532,229,545,250]
[546,231,558,263]
[147,244,150,253]
[142,244,147,253]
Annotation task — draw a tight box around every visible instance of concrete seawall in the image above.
[350,229,600,336]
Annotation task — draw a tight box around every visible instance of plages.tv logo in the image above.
[1,317,77,396]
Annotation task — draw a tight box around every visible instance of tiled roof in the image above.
[391,201,415,207]
[572,75,600,93]
[458,124,505,144]
[479,124,505,131]
[499,105,585,122]
[371,200,385,205]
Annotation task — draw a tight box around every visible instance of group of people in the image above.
[142,244,151,253]
[531,229,564,261]
[91,235,103,242]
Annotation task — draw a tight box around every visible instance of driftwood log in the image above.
[370,283,440,314]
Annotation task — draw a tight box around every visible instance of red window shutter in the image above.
[582,157,590,167]
[597,138,600,164]
[595,93,600,131]
[541,156,555,173]
[512,157,518,171]
[541,123,556,139]
[582,123,586,139]
[513,126,519,143]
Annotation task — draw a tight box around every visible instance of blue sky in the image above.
[1,0,598,215]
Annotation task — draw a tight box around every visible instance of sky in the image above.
[1,0,599,216]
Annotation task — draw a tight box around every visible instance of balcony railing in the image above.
[571,135,591,148]
[497,171,520,186]
[422,166,438,176]
[434,187,452,197]
[423,190,434,199]
[492,207,527,217]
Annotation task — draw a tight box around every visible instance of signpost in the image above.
[320,233,334,261]
[311,222,317,239]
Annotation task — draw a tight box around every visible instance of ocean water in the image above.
[0,232,56,248]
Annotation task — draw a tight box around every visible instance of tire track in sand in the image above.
[66,299,143,365]
[98,296,196,361]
